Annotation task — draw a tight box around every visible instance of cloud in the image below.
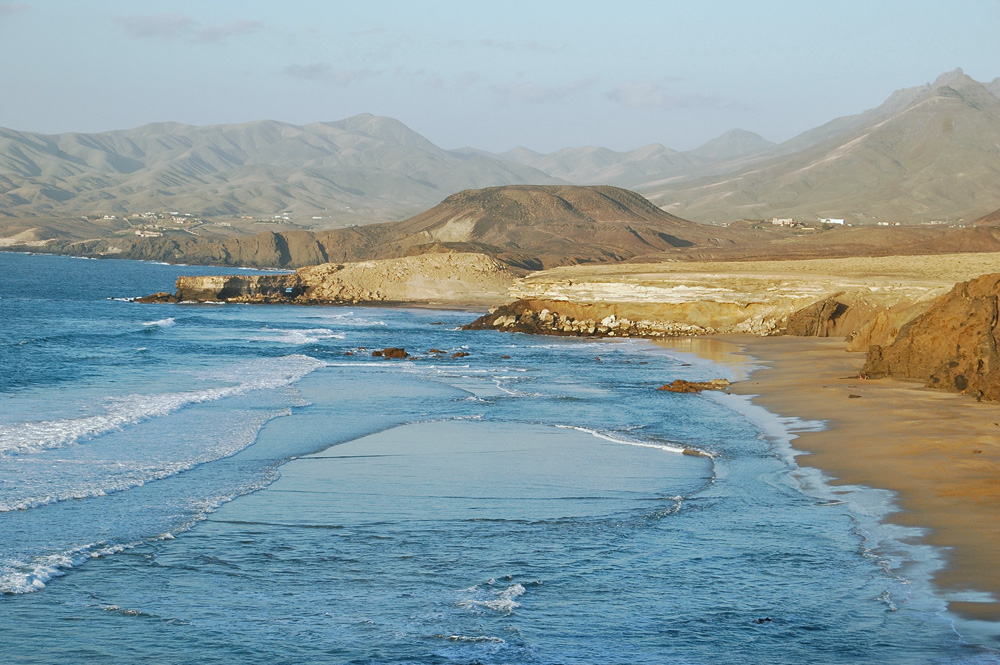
[607,81,749,112]
[346,27,388,38]
[0,3,28,14]
[284,63,380,85]
[194,19,264,43]
[478,38,561,53]
[113,13,263,43]
[114,13,195,39]
[422,70,480,91]
[491,77,597,104]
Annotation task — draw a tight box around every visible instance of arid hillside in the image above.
[644,72,1000,223]
[22,185,750,270]
[0,114,560,223]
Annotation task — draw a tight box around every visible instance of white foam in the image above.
[0,467,281,594]
[0,407,289,512]
[0,355,325,456]
[556,424,714,459]
[250,328,345,345]
[461,583,526,615]
[0,541,125,593]
[142,317,175,328]
[306,312,387,327]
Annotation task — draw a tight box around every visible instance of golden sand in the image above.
[660,335,1000,626]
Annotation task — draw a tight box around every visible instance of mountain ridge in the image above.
[642,72,1000,222]
[1,70,999,227]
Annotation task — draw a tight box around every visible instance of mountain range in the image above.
[1,69,998,226]
[645,70,1000,223]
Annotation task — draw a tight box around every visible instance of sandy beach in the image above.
[661,335,1000,632]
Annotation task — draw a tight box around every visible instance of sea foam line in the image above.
[0,469,281,594]
[556,424,714,459]
[0,355,326,456]
[0,407,290,513]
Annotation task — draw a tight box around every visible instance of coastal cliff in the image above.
[142,253,517,306]
[141,250,1000,401]
[463,256,973,349]
[862,272,1000,400]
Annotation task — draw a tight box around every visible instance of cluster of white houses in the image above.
[770,217,845,227]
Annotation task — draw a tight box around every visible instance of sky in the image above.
[1,0,998,153]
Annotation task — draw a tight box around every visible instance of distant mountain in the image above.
[2,69,999,229]
[0,115,561,222]
[494,130,775,187]
[495,144,699,187]
[987,77,1000,98]
[644,71,1000,223]
[684,129,776,163]
[41,185,746,270]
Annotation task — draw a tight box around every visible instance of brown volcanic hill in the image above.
[645,72,1000,223]
[375,185,737,267]
[976,207,1000,224]
[42,185,732,270]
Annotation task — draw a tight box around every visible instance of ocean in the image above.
[0,251,996,664]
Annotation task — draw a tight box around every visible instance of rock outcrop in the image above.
[145,253,517,306]
[464,300,721,337]
[658,379,731,393]
[862,273,1000,401]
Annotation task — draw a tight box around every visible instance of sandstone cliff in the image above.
[465,255,977,345]
[862,273,1000,400]
[150,253,517,306]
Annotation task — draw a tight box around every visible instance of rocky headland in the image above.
[147,249,1000,401]
[140,252,517,306]
[460,253,1000,401]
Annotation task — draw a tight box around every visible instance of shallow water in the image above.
[1,252,997,663]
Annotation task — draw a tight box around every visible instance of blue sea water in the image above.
[0,251,997,664]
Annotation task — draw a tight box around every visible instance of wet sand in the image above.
[661,335,1000,629]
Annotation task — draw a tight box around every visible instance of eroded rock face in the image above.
[148,253,516,305]
[862,273,1000,400]
[784,297,849,336]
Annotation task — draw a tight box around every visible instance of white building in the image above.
[819,218,845,225]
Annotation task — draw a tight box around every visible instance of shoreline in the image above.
[658,335,1000,639]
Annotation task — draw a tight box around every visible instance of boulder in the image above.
[861,273,1000,400]
[658,379,731,393]
[372,347,408,359]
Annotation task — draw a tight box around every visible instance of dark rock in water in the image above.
[372,347,408,359]
[848,394,862,399]
[862,272,1000,401]
[135,291,180,303]
[657,379,731,393]
[451,351,470,358]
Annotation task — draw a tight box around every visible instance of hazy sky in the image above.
[2,0,998,152]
